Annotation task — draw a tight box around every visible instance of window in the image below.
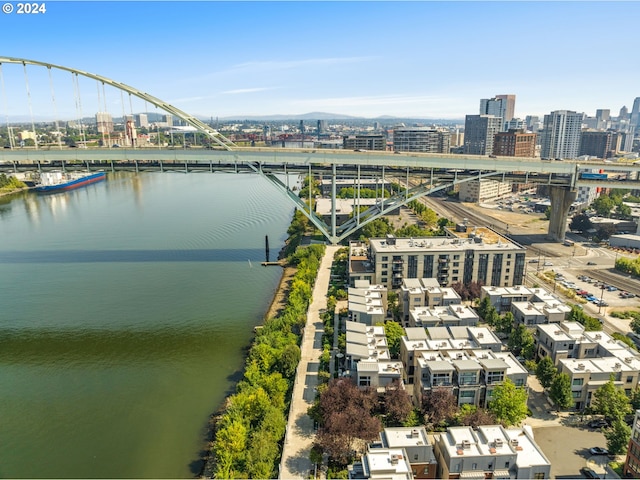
[359,376,371,387]
[414,454,419,461]
[472,463,478,470]
[534,473,545,479]
[628,376,634,383]
[381,277,387,283]
[382,263,388,268]
[487,371,504,384]
[515,378,525,387]
[460,390,475,398]
[572,378,583,386]
[382,270,388,276]
[505,462,510,468]
[572,391,581,398]
[382,256,388,261]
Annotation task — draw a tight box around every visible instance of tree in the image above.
[314,378,381,465]
[535,356,557,389]
[591,377,632,422]
[476,296,492,320]
[592,195,615,217]
[630,387,640,410]
[383,321,404,358]
[617,203,632,219]
[494,312,515,336]
[507,324,535,359]
[488,378,528,426]
[604,418,632,455]
[386,291,401,321]
[549,372,573,411]
[456,404,496,428]
[544,206,551,220]
[421,388,459,427]
[569,213,593,233]
[383,380,413,426]
[595,224,617,242]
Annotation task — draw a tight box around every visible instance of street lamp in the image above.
[598,284,606,315]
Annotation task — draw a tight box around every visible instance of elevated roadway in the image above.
[4,147,640,244]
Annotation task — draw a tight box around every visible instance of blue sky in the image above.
[1,1,639,120]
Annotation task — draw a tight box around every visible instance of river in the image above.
[0,171,294,478]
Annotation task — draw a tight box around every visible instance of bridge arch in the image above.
[0,56,237,150]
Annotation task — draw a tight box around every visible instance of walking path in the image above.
[280,245,339,479]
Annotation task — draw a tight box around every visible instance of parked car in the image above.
[587,261,597,265]
[529,259,539,263]
[588,419,609,429]
[544,261,553,266]
[589,447,609,456]
[607,286,618,291]
[580,467,599,479]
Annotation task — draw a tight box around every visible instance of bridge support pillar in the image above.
[547,186,576,242]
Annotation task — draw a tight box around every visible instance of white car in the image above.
[544,261,553,266]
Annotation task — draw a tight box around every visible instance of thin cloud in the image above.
[292,94,455,108]
[221,87,273,95]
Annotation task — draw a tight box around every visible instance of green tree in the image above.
[535,356,558,389]
[591,377,632,422]
[488,378,529,426]
[595,224,617,241]
[386,291,401,321]
[592,195,616,217]
[631,387,640,410]
[383,321,404,358]
[617,203,632,219]
[544,206,551,220]
[360,218,394,239]
[214,419,248,479]
[549,372,573,411]
[604,418,632,455]
[494,312,515,336]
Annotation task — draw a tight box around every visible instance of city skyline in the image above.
[0,2,639,120]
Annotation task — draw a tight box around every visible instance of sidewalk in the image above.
[279,245,339,480]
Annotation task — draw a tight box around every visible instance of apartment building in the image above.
[412,349,527,407]
[408,305,479,328]
[379,427,438,478]
[348,281,388,326]
[400,327,502,386]
[353,233,525,290]
[481,285,559,314]
[579,130,620,159]
[344,320,404,391]
[558,356,640,410]
[343,134,386,151]
[400,278,461,324]
[535,321,640,410]
[540,110,583,160]
[348,447,414,480]
[623,409,640,478]
[458,179,512,203]
[492,129,537,157]
[433,425,551,479]
[393,127,450,153]
[463,115,503,155]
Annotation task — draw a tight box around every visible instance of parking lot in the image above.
[533,424,613,479]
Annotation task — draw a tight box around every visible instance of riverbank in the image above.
[0,186,30,198]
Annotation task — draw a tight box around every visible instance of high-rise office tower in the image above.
[495,94,516,122]
[134,114,149,128]
[631,97,640,128]
[579,130,619,159]
[540,110,583,160]
[463,115,502,155]
[479,94,515,131]
[619,105,630,120]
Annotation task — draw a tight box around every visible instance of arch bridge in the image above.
[2,56,640,244]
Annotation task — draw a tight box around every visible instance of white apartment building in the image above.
[535,321,640,410]
[433,425,551,479]
[458,180,512,203]
[481,285,560,314]
[540,110,583,160]
[353,234,525,290]
[344,320,403,391]
[348,447,414,480]
[408,305,479,328]
[348,281,388,326]
[401,278,461,324]
[400,326,502,386]
[412,348,527,407]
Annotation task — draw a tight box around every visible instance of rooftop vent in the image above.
[494,438,503,447]
[477,333,484,339]
[462,440,471,449]
[411,429,420,438]
[577,363,585,370]
[510,439,519,447]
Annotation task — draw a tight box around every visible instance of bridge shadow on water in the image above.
[0,248,267,263]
